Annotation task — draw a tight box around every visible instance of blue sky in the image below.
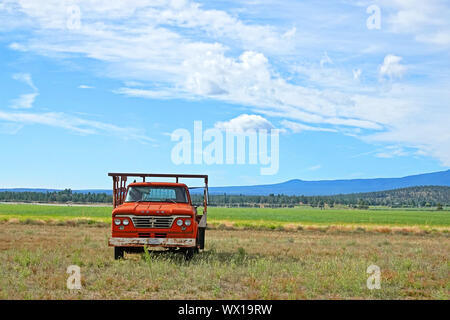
[0,0,449,189]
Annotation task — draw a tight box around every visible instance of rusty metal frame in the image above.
[108,173,208,219]
[111,175,128,208]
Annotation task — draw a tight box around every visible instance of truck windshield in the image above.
[125,186,188,203]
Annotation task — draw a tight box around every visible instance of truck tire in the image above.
[184,248,195,261]
[198,227,206,249]
[114,247,124,260]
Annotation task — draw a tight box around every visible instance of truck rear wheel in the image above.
[184,248,195,261]
[198,227,206,249]
[114,247,124,260]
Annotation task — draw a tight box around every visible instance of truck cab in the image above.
[107,173,208,260]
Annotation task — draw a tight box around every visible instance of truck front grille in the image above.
[132,216,174,229]
[138,233,151,238]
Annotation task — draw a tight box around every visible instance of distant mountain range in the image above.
[1,170,449,196]
[192,170,450,196]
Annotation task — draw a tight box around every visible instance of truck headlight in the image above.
[114,218,121,226]
[176,219,183,226]
[123,219,129,226]
[185,219,191,226]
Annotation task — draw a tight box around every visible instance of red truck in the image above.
[108,173,208,260]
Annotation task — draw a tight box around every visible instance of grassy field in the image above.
[0,204,448,299]
[206,207,450,229]
[0,223,448,299]
[0,204,449,232]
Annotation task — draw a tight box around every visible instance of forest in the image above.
[0,186,448,208]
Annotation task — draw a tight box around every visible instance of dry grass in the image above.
[3,217,447,236]
[0,224,448,300]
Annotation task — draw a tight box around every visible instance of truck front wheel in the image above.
[114,247,124,260]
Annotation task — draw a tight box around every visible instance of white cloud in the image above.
[383,0,450,46]
[0,110,153,143]
[379,54,407,79]
[0,122,23,135]
[115,87,189,99]
[0,2,394,132]
[375,146,409,158]
[9,73,39,109]
[215,114,274,133]
[293,62,363,91]
[416,31,450,46]
[3,71,151,142]
[8,42,27,51]
[387,1,436,32]
[137,0,296,55]
[1,0,449,166]
[366,119,450,166]
[9,93,39,109]
[362,84,450,166]
[12,73,37,90]
[281,120,337,133]
[2,0,295,55]
[78,84,94,89]
[307,164,321,171]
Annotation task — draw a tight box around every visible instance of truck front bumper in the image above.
[109,237,196,247]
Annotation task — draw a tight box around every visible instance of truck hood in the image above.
[113,202,194,216]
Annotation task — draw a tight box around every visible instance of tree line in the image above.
[0,189,111,204]
[0,185,448,208]
[192,186,449,208]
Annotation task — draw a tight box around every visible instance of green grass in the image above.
[0,204,110,222]
[0,204,448,229]
[207,207,450,228]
